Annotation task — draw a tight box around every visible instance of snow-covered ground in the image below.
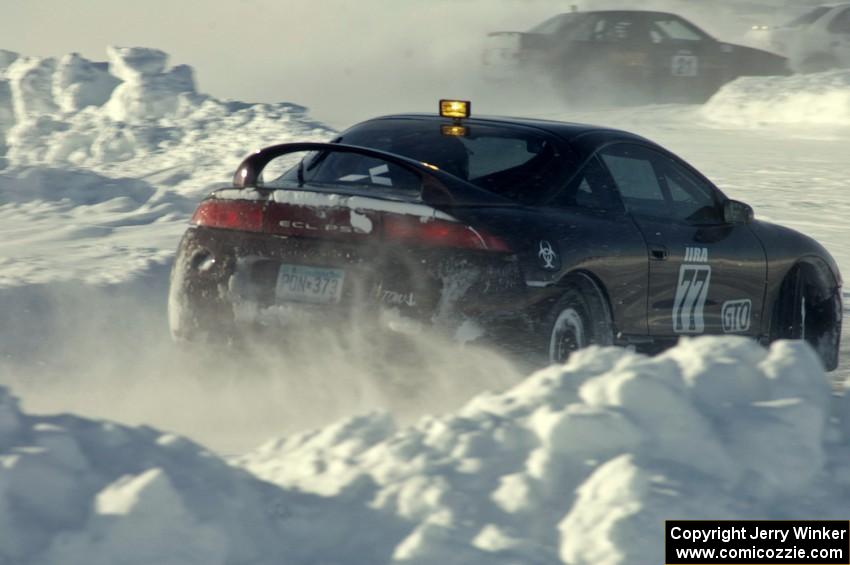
[1,44,850,564]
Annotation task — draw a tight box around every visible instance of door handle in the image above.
[650,245,668,261]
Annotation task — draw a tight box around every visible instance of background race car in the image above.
[482,9,790,103]
[746,3,850,72]
[169,101,842,370]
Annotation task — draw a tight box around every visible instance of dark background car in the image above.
[483,9,790,103]
[169,106,842,370]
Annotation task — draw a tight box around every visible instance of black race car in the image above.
[168,101,842,369]
[483,9,790,103]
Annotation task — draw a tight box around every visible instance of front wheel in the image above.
[544,284,614,364]
[771,265,842,371]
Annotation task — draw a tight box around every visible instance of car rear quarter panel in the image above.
[448,205,649,337]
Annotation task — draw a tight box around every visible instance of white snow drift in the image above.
[2,338,848,564]
[702,69,850,126]
[0,46,331,182]
[0,46,332,287]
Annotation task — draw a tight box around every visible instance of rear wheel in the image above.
[544,281,614,364]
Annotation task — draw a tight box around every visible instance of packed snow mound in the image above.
[2,337,849,563]
[0,385,289,565]
[702,70,850,126]
[0,167,197,286]
[0,47,332,182]
[237,337,850,565]
[0,382,413,565]
[0,46,333,286]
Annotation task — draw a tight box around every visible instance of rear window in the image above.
[529,13,584,34]
[269,119,573,205]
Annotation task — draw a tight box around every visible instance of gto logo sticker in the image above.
[722,299,752,333]
[538,240,558,271]
[673,265,711,333]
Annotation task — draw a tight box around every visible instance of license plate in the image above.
[275,264,345,305]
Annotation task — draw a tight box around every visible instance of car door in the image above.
[542,155,650,337]
[597,143,767,337]
[553,12,653,89]
[643,13,726,101]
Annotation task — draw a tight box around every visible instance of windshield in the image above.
[785,6,830,27]
[268,119,573,205]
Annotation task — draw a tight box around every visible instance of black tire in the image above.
[544,283,614,364]
[771,266,842,371]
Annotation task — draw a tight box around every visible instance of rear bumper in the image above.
[168,226,535,341]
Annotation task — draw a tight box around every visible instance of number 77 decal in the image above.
[673,265,711,333]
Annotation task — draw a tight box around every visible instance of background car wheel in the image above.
[799,53,839,73]
[544,280,614,364]
[771,264,842,371]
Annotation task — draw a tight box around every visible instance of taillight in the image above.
[191,200,265,232]
[382,216,511,252]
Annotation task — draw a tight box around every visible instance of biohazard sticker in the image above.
[673,264,711,333]
[538,240,559,271]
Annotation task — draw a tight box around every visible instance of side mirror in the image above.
[723,199,754,224]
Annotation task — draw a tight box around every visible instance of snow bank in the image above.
[0,167,196,287]
[0,46,333,287]
[0,381,408,565]
[0,385,287,564]
[702,70,850,126]
[2,336,847,563]
[236,337,849,565]
[0,47,332,182]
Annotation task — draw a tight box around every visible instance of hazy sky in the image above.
[2,0,808,126]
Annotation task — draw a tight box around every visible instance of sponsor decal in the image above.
[380,290,416,307]
[338,164,393,186]
[671,52,699,77]
[684,246,708,263]
[721,299,752,333]
[673,264,711,333]
[374,282,416,307]
[538,240,558,271]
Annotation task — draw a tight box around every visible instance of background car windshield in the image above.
[272,120,572,205]
[786,6,831,27]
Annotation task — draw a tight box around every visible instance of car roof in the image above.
[555,9,686,18]
[363,113,649,144]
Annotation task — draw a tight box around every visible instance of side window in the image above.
[599,148,665,217]
[592,16,640,43]
[549,156,620,212]
[650,16,707,42]
[656,156,723,224]
[463,137,536,179]
[599,144,722,224]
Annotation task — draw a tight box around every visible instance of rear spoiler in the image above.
[232,142,511,207]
